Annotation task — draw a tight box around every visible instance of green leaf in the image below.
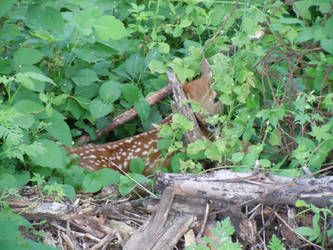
[295,200,309,208]
[40,7,64,32]
[205,145,221,161]
[15,171,30,187]
[46,119,72,147]
[171,152,186,173]
[173,26,183,37]
[83,173,102,193]
[268,234,285,250]
[157,137,172,151]
[99,80,121,102]
[118,175,136,195]
[321,39,333,54]
[187,139,207,155]
[242,153,258,166]
[269,128,281,146]
[121,84,142,104]
[231,152,244,163]
[259,159,271,168]
[309,124,332,142]
[89,98,113,120]
[14,100,44,113]
[295,226,320,242]
[130,158,145,173]
[158,125,173,137]
[21,72,56,85]
[72,69,99,87]
[158,42,170,54]
[148,59,167,74]
[0,0,16,18]
[95,168,120,186]
[52,94,68,105]
[171,114,194,131]
[13,113,34,129]
[95,15,128,41]
[30,139,66,169]
[62,184,76,200]
[0,173,18,189]
[13,47,44,66]
[296,29,314,43]
[0,58,12,74]
[134,98,151,121]
[324,15,333,38]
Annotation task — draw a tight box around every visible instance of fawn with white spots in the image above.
[67,56,222,175]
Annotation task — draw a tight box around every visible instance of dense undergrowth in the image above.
[0,0,332,248]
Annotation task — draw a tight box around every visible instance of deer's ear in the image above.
[201,55,212,80]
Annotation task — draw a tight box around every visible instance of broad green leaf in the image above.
[30,139,66,169]
[13,47,44,66]
[118,174,150,196]
[125,54,145,77]
[157,137,172,151]
[169,59,194,83]
[15,72,44,91]
[0,173,18,189]
[22,72,56,85]
[62,184,76,200]
[118,175,136,195]
[205,145,221,161]
[0,0,16,18]
[46,119,72,147]
[158,125,173,137]
[295,227,319,241]
[172,114,194,130]
[75,43,117,63]
[158,42,170,54]
[259,159,271,168]
[173,26,183,37]
[0,58,12,74]
[95,15,128,41]
[13,113,34,129]
[231,152,244,163]
[95,168,120,185]
[99,80,121,102]
[148,59,166,73]
[52,94,68,105]
[295,200,309,208]
[40,7,64,32]
[180,18,192,28]
[89,98,113,120]
[321,39,333,54]
[72,69,99,87]
[269,128,281,146]
[187,139,208,155]
[130,158,145,173]
[14,100,44,113]
[242,153,258,166]
[72,9,101,36]
[171,152,186,173]
[121,84,142,104]
[134,98,151,121]
[309,124,332,142]
[15,171,30,187]
[324,15,333,38]
[83,173,102,193]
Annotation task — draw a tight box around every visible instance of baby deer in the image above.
[67,57,221,175]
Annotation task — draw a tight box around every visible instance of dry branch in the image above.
[166,68,206,146]
[154,170,333,208]
[97,83,172,139]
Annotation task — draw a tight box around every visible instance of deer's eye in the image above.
[213,97,219,103]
